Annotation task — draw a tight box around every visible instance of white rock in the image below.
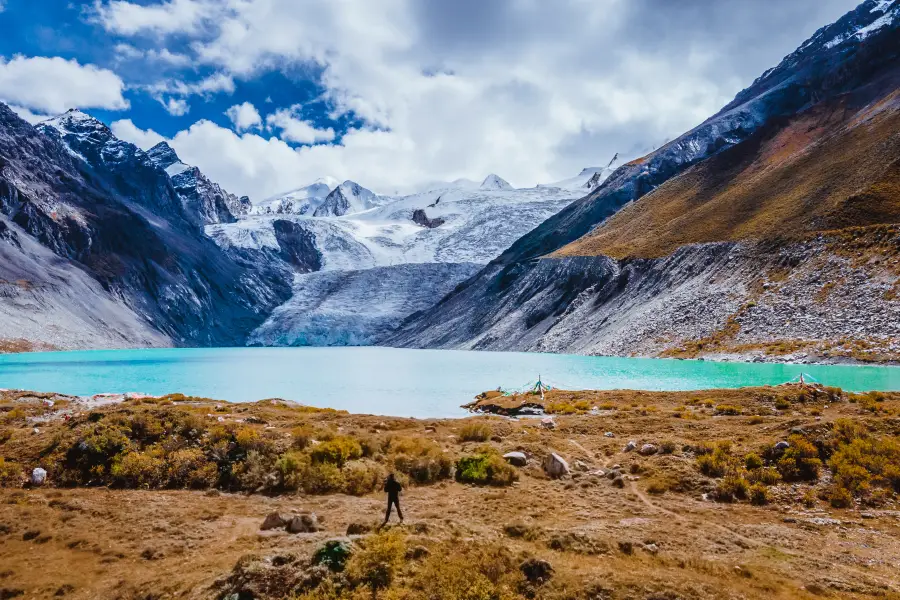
[31,468,47,486]
[543,453,570,479]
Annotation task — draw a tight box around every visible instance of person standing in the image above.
[381,473,403,526]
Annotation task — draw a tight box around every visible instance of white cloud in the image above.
[0,55,128,115]
[163,97,190,116]
[9,105,51,125]
[93,0,214,36]
[226,102,262,131]
[114,43,191,66]
[266,106,335,143]
[94,0,861,195]
[0,1,6,12]
[111,118,166,148]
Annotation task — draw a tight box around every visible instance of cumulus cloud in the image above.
[0,55,128,115]
[111,118,166,148]
[226,102,262,131]
[266,106,335,143]
[94,0,860,195]
[93,0,215,36]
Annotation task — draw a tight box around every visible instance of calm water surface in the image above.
[1,347,899,418]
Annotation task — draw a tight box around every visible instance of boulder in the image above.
[604,432,615,438]
[540,417,556,431]
[639,444,658,456]
[573,460,590,472]
[624,441,637,452]
[503,452,528,467]
[260,512,287,531]
[542,453,570,479]
[31,468,47,486]
[774,440,790,451]
[520,558,553,584]
[287,513,320,534]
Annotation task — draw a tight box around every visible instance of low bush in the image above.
[455,448,518,487]
[110,448,165,488]
[310,436,363,467]
[714,404,742,416]
[345,530,406,596]
[712,475,749,503]
[0,457,22,486]
[746,467,781,486]
[458,422,492,443]
[744,453,763,471]
[749,483,769,505]
[776,435,822,482]
[341,460,384,496]
[387,437,452,484]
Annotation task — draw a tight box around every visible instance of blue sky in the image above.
[0,0,862,199]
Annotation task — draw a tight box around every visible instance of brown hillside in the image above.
[555,81,900,260]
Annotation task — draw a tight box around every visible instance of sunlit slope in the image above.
[556,81,900,260]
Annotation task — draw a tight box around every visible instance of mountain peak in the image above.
[480,174,512,190]
[147,141,181,168]
[40,109,109,136]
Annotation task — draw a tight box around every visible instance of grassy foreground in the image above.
[1,385,900,599]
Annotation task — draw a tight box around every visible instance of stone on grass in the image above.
[604,432,615,438]
[542,453,570,479]
[624,441,637,452]
[287,513,320,534]
[260,513,288,531]
[31,468,47,486]
[503,452,528,467]
[639,444,658,456]
[775,440,790,451]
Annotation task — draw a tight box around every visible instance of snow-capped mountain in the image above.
[251,177,339,216]
[479,174,513,191]
[541,166,615,192]
[147,141,249,225]
[207,173,588,346]
[312,180,386,217]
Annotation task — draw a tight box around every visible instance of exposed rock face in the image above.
[0,104,291,348]
[147,141,241,225]
[271,220,322,272]
[411,209,445,229]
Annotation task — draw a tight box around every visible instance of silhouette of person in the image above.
[381,473,403,526]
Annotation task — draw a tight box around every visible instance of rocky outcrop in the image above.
[411,209,445,229]
[147,141,241,225]
[271,220,322,272]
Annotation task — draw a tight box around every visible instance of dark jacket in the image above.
[384,479,402,497]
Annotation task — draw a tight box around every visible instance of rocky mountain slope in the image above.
[0,105,291,350]
[387,0,900,364]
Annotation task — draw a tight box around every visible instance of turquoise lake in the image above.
[1,347,899,418]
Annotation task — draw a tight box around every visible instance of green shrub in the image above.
[310,436,363,467]
[387,437,452,484]
[458,422,492,443]
[749,483,769,505]
[455,449,518,487]
[165,448,216,489]
[696,442,734,478]
[828,485,853,508]
[0,457,22,486]
[776,435,822,482]
[714,404,742,416]
[744,453,763,471]
[712,475,749,503]
[342,460,384,496]
[237,450,277,491]
[346,530,406,595]
[111,448,165,488]
[747,467,781,486]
